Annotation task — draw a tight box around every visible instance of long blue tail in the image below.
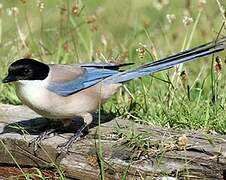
[104,37,226,83]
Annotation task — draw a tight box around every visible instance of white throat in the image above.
[15,80,47,108]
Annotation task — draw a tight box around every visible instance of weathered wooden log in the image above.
[0,104,226,179]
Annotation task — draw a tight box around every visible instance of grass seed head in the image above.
[180,70,189,87]
[71,2,80,16]
[63,42,71,53]
[136,43,147,59]
[178,134,188,147]
[90,23,98,32]
[143,19,151,28]
[215,56,223,73]
[198,0,207,11]
[86,15,97,24]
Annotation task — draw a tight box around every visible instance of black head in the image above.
[2,58,50,83]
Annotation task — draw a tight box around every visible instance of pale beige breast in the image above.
[16,80,122,119]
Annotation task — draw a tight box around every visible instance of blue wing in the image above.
[47,63,133,96]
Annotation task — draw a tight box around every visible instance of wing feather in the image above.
[46,62,132,96]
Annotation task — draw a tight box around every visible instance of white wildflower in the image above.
[182,16,193,26]
[7,7,19,16]
[199,0,207,5]
[37,0,44,11]
[138,42,147,48]
[152,0,169,11]
[166,14,176,23]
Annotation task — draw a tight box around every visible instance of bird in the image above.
[2,37,226,152]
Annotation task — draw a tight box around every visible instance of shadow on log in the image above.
[0,104,226,179]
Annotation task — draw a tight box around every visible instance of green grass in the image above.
[0,0,226,178]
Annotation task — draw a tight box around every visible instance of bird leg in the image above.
[57,113,93,153]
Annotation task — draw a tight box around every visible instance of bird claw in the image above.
[57,131,83,154]
[57,122,88,153]
[29,129,56,152]
[29,135,42,152]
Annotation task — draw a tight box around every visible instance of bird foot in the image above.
[57,130,83,154]
[57,122,88,153]
[29,128,56,152]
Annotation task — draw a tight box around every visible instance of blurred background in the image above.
[0,0,226,133]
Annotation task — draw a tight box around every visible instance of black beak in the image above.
[2,74,16,83]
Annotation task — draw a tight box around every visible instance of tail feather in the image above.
[105,37,226,83]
